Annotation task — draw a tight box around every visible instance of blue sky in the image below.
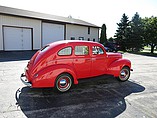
[1,0,157,38]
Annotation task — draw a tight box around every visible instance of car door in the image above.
[73,45,92,79]
[91,45,108,77]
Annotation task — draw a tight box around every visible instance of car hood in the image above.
[107,52,122,58]
[106,52,122,65]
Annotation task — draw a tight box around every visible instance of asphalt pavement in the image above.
[0,51,157,118]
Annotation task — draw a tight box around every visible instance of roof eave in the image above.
[0,5,100,28]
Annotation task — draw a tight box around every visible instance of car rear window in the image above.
[58,47,72,56]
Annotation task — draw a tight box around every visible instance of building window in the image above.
[88,27,90,34]
[75,46,89,55]
[58,47,72,56]
[79,37,84,40]
[88,38,90,41]
[71,37,75,40]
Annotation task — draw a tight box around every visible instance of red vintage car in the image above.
[21,40,132,92]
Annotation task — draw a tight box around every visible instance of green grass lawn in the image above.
[118,46,157,57]
[138,46,157,57]
[131,51,157,57]
[142,46,157,53]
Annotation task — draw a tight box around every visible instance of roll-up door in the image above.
[42,23,64,46]
[3,26,32,51]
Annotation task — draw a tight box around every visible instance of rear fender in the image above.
[32,64,77,88]
[107,59,131,77]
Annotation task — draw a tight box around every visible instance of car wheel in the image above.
[117,67,130,82]
[55,73,72,92]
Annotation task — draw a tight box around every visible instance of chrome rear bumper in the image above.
[20,73,32,87]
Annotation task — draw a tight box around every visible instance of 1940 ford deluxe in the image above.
[21,40,132,92]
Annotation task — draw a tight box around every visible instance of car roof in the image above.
[49,40,100,47]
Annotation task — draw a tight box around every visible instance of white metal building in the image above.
[0,6,100,51]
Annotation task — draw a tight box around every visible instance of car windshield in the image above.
[101,45,107,50]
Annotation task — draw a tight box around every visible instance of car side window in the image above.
[75,46,89,55]
[92,46,104,55]
[58,47,72,56]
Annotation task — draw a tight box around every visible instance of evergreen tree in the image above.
[108,37,114,43]
[142,16,157,53]
[100,24,107,44]
[129,12,144,51]
[114,13,130,51]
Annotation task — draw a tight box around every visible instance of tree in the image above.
[129,12,144,51]
[114,13,130,51]
[100,24,107,44]
[108,37,114,43]
[142,16,157,53]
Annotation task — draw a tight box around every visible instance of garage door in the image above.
[42,23,64,46]
[3,27,32,51]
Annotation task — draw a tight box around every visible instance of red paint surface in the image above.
[25,40,132,88]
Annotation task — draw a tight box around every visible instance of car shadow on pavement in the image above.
[15,76,145,118]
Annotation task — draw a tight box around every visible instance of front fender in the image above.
[31,64,77,88]
[107,59,131,77]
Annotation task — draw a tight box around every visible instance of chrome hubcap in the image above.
[57,75,72,92]
[121,71,126,77]
[59,79,67,88]
[119,69,129,80]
